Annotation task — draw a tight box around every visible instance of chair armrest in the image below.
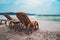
[31,21,38,26]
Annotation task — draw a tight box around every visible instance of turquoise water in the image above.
[36,16,60,21]
[0,15,36,19]
[0,15,60,21]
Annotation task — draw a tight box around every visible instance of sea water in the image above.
[0,15,60,21]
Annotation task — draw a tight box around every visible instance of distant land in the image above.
[0,12,35,15]
[0,12,16,15]
[0,12,60,16]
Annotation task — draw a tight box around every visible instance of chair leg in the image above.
[30,25,39,34]
[17,23,22,32]
[30,27,34,34]
[34,22,39,30]
[25,27,30,35]
[9,22,13,29]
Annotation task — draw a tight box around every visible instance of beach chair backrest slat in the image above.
[4,14,12,20]
[16,12,31,26]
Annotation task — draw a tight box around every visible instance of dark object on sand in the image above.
[16,12,39,34]
[0,19,7,25]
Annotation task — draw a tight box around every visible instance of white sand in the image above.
[30,18,60,32]
[0,19,60,40]
[37,20,60,32]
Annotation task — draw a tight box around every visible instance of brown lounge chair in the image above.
[16,12,39,34]
[4,13,20,30]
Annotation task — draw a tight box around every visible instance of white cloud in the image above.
[14,0,40,8]
[0,0,13,4]
[0,0,59,15]
[14,0,23,5]
[14,0,55,8]
[0,10,1,12]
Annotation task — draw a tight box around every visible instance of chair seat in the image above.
[10,19,20,24]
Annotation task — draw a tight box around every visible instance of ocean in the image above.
[0,15,60,21]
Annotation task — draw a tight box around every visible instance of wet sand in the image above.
[0,19,60,40]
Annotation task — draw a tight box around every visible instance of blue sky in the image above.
[0,0,60,15]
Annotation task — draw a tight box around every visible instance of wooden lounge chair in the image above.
[4,14,13,20]
[16,12,39,34]
[4,14,20,30]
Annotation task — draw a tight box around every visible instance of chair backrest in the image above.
[4,14,12,20]
[16,12,31,26]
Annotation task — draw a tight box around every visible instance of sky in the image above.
[0,0,60,15]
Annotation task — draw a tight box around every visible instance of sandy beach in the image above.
[0,19,60,40]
